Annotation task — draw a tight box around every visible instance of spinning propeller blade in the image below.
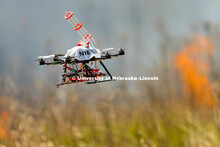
[101,48,126,53]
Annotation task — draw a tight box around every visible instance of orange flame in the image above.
[174,35,217,107]
[0,98,10,139]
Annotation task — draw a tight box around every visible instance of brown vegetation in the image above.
[0,23,220,147]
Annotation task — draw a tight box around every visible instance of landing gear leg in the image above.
[83,64,97,83]
[99,61,112,80]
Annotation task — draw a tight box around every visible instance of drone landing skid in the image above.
[86,60,114,84]
[86,79,114,84]
[56,61,113,88]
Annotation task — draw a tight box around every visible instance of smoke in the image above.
[174,35,217,107]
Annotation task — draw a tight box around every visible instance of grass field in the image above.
[0,89,220,147]
[1,25,220,146]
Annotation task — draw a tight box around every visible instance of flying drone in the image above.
[37,11,125,87]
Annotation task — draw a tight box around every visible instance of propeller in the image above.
[101,48,115,52]
[53,54,59,61]
[119,48,125,55]
[105,52,111,59]
[39,58,45,65]
[101,48,126,54]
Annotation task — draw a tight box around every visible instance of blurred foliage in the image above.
[0,22,220,147]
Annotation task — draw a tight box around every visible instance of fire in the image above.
[174,35,217,107]
[0,98,10,139]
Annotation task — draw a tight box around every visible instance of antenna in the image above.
[64,11,97,48]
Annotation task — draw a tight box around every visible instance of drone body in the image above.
[37,11,125,87]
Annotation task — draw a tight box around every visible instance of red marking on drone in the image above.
[65,12,73,20]
[74,23,82,31]
[83,34,92,43]
[77,41,89,46]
